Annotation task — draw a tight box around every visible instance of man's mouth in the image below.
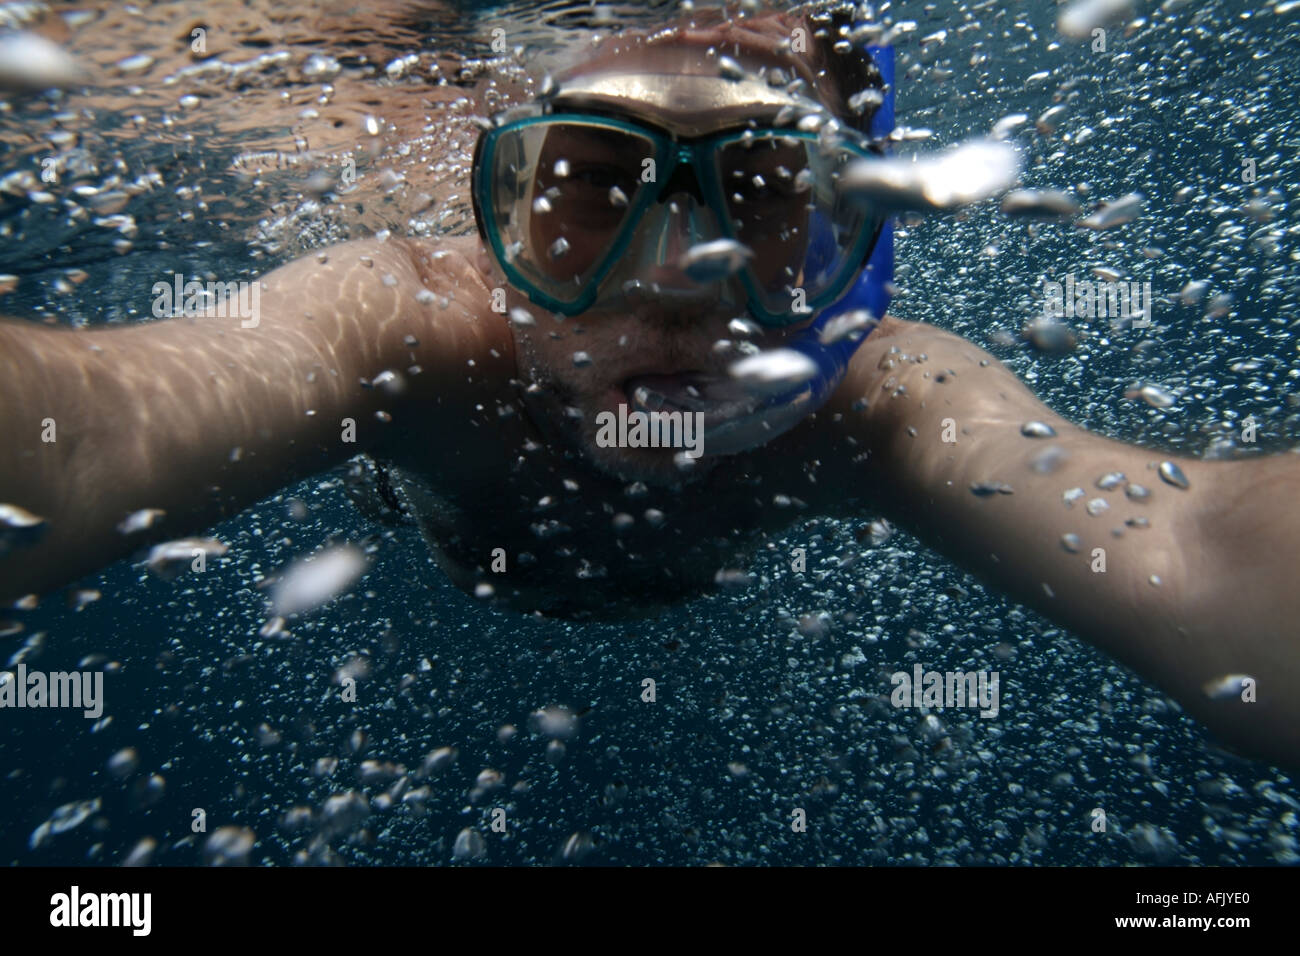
[624,372,710,413]
[614,351,823,458]
[623,371,756,424]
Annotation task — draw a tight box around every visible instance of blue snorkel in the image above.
[702,43,895,456]
[793,43,895,388]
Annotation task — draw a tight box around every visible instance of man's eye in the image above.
[735,173,795,203]
[569,165,627,190]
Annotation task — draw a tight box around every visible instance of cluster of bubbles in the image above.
[1,0,1298,866]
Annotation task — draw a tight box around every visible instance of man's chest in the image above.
[386,448,816,616]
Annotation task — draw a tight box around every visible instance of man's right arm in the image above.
[0,236,509,604]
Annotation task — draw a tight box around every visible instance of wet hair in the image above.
[703,1,887,134]
[799,2,888,135]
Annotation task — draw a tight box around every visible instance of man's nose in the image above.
[642,159,714,278]
[654,195,704,270]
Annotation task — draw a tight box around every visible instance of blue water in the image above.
[2,0,1298,865]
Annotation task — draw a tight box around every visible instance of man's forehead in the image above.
[551,73,817,135]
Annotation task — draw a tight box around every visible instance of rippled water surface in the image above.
[2,0,1299,865]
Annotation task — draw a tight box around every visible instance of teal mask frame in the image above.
[471,112,884,326]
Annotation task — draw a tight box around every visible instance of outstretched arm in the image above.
[0,236,508,603]
[827,315,1300,769]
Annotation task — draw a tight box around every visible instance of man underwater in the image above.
[2,3,1300,770]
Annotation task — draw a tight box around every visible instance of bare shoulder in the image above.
[399,234,497,297]
[341,234,520,465]
[840,315,1030,409]
[802,315,1041,494]
[295,234,497,315]
[292,233,513,382]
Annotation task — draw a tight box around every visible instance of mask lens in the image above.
[484,119,656,308]
[715,132,882,323]
[718,135,811,298]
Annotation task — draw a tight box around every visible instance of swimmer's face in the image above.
[500,263,796,486]
[493,32,830,486]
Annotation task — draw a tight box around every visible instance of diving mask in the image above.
[471,70,888,325]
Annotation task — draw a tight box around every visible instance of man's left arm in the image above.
[816,315,1300,769]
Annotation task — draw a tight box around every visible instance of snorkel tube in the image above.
[702,43,895,456]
